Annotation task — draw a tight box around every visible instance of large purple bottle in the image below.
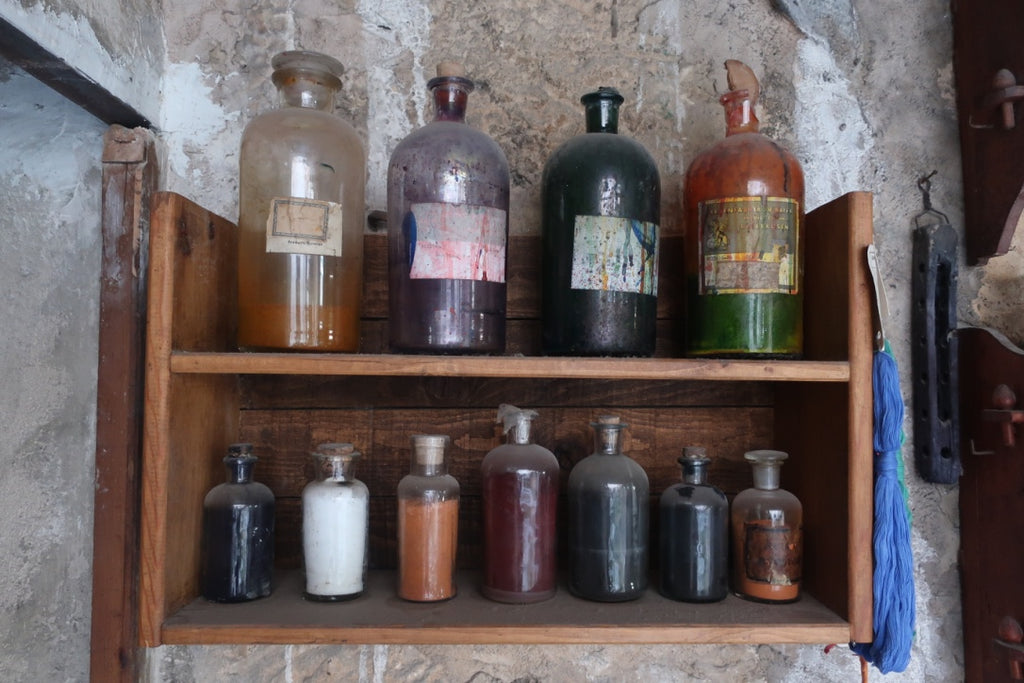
[387,62,510,353]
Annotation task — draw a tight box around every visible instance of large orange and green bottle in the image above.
[683,60,805,358]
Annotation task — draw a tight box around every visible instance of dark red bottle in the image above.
[387,62,510,353]
[481,405,560,603]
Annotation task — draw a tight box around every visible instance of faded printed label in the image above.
[570,215,659,295]
[265,197,343,257]
[407,203,507,282]
[743,523,802,584]
[698,197,799,295]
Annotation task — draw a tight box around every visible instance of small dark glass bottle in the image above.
[567,415,649,601]
[387,62,510,354]
[683,60,805,358]
[659,446,728,602]
[541,87,661,356]
[200,443,275,602]
[481,405,560,603]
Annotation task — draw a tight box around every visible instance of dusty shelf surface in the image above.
[169,351,850,383]
[161,570,850,645]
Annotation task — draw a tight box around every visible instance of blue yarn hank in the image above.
[851,345,916,673]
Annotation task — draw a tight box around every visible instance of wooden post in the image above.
[91,124,156,682]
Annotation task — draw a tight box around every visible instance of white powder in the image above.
[302,479,369,598]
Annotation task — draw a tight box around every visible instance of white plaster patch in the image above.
[158,61,239,207]
[792,39,873,210]
[0,0,162,123]
[356,0,433,211]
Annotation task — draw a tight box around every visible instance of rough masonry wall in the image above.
[149,1,965,681]
[0,57,106,683]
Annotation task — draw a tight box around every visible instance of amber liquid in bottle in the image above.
[683,61,805,358]
[238,51,366,352]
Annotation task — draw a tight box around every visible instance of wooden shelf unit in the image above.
[140,190,874,647]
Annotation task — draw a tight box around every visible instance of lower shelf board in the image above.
[160,570,851,645]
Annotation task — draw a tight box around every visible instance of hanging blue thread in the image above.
[852,341,916,672]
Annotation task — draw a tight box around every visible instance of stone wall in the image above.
[0,0,986,680]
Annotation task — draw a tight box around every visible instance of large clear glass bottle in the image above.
[567,415,649,601]
[386,62,510,353]
[683,60,805,358]
[659,446,728,602]
[301,443,369,601]
[238,50,366,352]
[731,449,803,603]
[200,443,275,602]
[397,434,460,601]
[541,87,661,356]
[480,405,560,603]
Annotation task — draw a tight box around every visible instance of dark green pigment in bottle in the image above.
[541,87,661,356]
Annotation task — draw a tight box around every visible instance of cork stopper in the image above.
[411,434,450,466]
[725,59,760,106]
[595,414,621,425]
[436,61,465,78]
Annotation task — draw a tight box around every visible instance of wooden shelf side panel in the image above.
[777,191,874,643]
[140,192,241,646]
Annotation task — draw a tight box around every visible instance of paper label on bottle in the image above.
[697,197,798,295]
[742,522,802,584]
[570,215,659,295]
[406,203,507,282]
[265,197,343,257]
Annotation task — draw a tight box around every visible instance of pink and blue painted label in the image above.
[407,203,507,282]
[570,215,659,295]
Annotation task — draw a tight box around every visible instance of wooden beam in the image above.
[91,125,156,682]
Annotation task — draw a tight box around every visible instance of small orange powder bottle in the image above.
[397,434,460,601]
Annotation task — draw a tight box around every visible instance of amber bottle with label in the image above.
[541,87,660,356]
[731,449,803,603]
[237,51,366,351]
[683,60,805,357]
[387,62,510,353]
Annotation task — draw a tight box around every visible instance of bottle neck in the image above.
[584,100,619,133]
[593,425,624,455]
[225,456,256,484]
[410,461,448,477]
[507,418,533,445]
[721,90,759,136]
[751,464,781,490]
[430,76,472,123]
[274,72,338,112]
[315,455,356,482]
[681,460,709,486]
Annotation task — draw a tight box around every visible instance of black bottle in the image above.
[659,447,729,602]
[200,443,275,602]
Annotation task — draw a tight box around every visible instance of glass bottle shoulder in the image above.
[242,107,365,155]
[659,481,726,506]
[397,472,460,499]
[303,476,368,497]
[731,486,801,520]
[684,131,804,198]
[204,480,274,506]
[481,443,560,476]
[546,131,659,176]
[568,452,649,491]
[390,120,509,170]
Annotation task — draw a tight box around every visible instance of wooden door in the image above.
[952,0,1024,264]
[959,327,1024,681]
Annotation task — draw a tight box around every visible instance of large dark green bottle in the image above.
[541,88,660,356]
